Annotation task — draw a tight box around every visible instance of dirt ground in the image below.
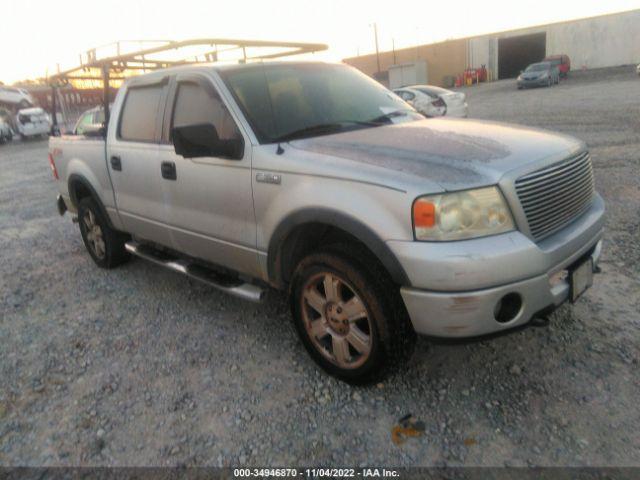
[0,66,639,468]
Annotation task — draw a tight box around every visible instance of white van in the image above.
[16,107,50,138]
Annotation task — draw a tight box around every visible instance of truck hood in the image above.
[290,118,584,190]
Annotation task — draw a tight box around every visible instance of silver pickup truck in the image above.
[49,61,604,382]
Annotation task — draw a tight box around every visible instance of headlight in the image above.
[413,186,515,241]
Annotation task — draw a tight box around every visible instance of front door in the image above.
[156,73,259,278]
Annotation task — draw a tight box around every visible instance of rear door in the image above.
[106,76,173,247]
[156,72,259,277]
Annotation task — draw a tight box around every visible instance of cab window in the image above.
[118,84,164,142]
[170,82,241,143]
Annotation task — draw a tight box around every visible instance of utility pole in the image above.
[372,22,381,73]
[392,38,396,65]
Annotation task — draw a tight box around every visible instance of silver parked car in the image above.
[394,85,468,118]
[49,62,604,382]
[517,62,560,89]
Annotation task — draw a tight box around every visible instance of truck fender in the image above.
[267,208,410,288]
[67,174,115,229]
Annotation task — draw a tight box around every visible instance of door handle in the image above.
[110,156,122,171]
[161,161,177,180]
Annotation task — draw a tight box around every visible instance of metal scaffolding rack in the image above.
[47,38,328,132]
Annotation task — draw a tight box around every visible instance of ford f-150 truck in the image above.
[49,61,604,383]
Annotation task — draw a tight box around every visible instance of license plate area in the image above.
[570,258,593,303]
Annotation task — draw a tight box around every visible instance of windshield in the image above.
[219,63,420,143]
[525,63,550,72]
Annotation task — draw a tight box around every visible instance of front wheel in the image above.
[290,246,415,383]
[78,197,130,268]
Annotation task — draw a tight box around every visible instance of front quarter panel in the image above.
[252,145,429,283]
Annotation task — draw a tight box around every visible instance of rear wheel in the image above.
[78,197,129,268]
[290,245,416,383]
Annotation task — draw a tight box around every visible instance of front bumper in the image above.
[518,77,549,88]
[390,195,605,337]
[401,240,600,337]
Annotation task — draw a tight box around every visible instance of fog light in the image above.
[494,293,522,323]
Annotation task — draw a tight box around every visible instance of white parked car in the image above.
[0,117,13,144]
[394,85,468,118]
[15,107,50,139]
[0,86,34,108]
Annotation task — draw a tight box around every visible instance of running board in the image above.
[124,241,264,303]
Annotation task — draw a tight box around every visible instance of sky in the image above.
[1,0,639,84]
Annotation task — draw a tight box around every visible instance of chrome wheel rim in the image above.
[83,210,105,259]
[301,272,372,369]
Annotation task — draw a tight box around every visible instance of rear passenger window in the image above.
[171,82,241,142]
[119,85,164,142]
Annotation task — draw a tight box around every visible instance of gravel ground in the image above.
[1,66,639,468]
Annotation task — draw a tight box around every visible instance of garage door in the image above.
[498,33,546,79]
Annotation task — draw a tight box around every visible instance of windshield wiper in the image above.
[273,121,378,143]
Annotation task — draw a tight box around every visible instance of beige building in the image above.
[344,9,640,87]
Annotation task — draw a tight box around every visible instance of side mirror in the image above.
[172,123,243,160]
[82,124,106,138]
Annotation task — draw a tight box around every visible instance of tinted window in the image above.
[119,85,163,142]
[220,63,419,143]
[171,82,241,143]
[526,63,550,72]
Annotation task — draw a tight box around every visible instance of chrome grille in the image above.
[515,151,594,241]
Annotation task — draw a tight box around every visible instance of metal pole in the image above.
[51,85,58,135]
[373,23,381,73]
[102,65,110,130]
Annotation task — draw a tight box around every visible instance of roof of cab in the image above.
[124,60,339,85]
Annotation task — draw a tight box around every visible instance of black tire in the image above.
[290,244,416,384]
[78,197,129,268]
